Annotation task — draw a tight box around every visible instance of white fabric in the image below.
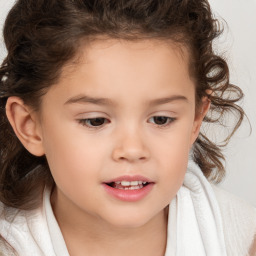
[0,201,55,255]
[165,161,227,255]
[212,185,256,256]
[0,161,255,255]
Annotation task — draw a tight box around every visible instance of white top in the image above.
[0,166,256,255]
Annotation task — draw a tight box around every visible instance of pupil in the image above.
[90,118,105,126]
[154,116,167,125]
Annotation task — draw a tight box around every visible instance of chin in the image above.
[109,218,150,229]
[101,209,163,230]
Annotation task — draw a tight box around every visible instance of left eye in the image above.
[148,116,176,126]
[78,118,108,128]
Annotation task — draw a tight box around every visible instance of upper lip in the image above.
[103,175,154,184]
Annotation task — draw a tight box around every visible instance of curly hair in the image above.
[0,0,244,210]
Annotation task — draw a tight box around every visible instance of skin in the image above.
[6,39,210,256]
[249,236,256,256]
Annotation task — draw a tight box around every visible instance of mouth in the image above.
[102,176,154,202]
[105,180,150,190]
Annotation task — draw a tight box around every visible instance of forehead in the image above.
[62,38,191,78]
[45,38,195,108]
[84,38,188,59]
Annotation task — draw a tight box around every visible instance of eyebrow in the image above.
[64,94,188,106]
[65,94,117,106]
[148,95,188,106]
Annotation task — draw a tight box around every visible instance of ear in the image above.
[5,96,45,156]
[190,95,211,145]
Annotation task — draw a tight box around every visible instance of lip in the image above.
[102,175,154,202]
[103,175,153,183]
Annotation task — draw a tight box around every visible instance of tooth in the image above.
[117,180,149,187]
[129,186,139,190]
[121,181,130,186]
[124,187,129,190]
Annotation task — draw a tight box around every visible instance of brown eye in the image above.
[153,116,169,125]
[79,118,108,127]
[88,118,106,126]
[149,116,176,126]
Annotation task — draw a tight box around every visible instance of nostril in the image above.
[111,140,150,162]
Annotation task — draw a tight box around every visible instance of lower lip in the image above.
[102,183,154,202]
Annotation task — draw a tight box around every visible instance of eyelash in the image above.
[148,116,176,127]
[78,118,110,128]
[77,116,176,129]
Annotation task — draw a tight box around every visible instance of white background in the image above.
[0,0,255,206]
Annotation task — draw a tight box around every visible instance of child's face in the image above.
[36,39,205,228]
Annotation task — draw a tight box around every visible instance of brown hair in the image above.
[0,0,244,210]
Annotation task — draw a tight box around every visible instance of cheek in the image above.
[152,124,193,192]
[159,142,189,183]
[154,123,193,162]
[40,121,107,188]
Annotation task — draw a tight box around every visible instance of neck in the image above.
[51,189,168,256]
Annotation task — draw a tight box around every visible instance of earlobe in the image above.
[190,96,211,145]
[5,97,45,156]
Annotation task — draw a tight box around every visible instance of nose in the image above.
[111,127,150,163]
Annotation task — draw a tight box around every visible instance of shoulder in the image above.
[212,185,256,220]
[212,185,256,256]
[0,197,55,255]
[0,203,28,255]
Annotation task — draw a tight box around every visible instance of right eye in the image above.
[148,116,176,127]
[78,118,109,128]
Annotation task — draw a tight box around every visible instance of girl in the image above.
[0,0,255,255]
